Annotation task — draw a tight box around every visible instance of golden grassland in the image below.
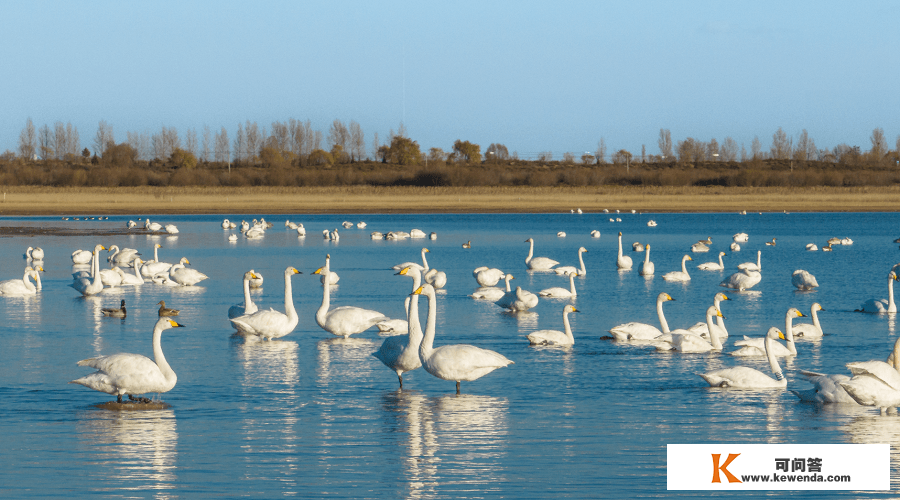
[0,185,898,215]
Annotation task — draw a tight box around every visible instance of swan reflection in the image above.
[75,408,178,492]
[233,337,300,389]
[316,337,378,387]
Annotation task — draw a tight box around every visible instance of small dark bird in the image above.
[158,300,179,317]
[101,299,126,318]
[462,241,471,249]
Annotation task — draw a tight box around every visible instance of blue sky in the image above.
[2,1,897,159]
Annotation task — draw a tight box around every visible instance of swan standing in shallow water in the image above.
[738,250,762,271]
[639,245,654,276]
[415,284,514,393]
[699,327,788,389]
[70,318,185,403]
[524,238,558,270]
[228,271,261,320]
[793,303,825,337]
[792,270,818,290]
[373,267,424,387]
[856,271,899,313]
[555,247,588,276]
[662,255,692,281]
[230,267,301,339]
[539,272,577,298]
[313,256,388,337]
[609,293,673,341]
[71,245,106,296]
[528,305,578,346]
[616,232,632,270]
[697,252,726,271]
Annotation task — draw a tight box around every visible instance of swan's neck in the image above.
[154,246,160,262]
[421,249,430,271]
[657,298,670,333]
[526,240,534,264]
[407,274,423,342]
[33,272,41,290]
[889,277,896,312]
[644,247,650,264]
[418,291,437,362]
[681,257,688,273]
[22,272,35,292]
[718,253,724,267]
[756,251,761,269]
[152,324,177,384]
[283,272,297,321]
[133,262,142,280]
[563,310,574,341]
[811,308,821,330]
[569,273,576,295]
[765,335,785,382]
[617,235,623,258]
[242,278,253,311]
[784,314,798,355]
[578,250,586,274]
[316,267,331,327]
[706,312,722,350]
[504,276,512,292]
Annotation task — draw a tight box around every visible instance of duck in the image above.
[765,237,777,246]
[101,300,127,318]
[462,240,471,249]
[157,300,179,317]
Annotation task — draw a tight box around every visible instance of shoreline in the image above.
[0,185,898,215]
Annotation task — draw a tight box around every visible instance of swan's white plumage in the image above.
[662,255,692,282]
[471,275,514,301]
[616,232,632,270]
[699,328,788,389]
[737,250,762,271]
[639,245,654,276]
[373,267,424,386]
[792,270,818,290]
[230,267,301,339]
[473,267,505,287]
[720,269,762,290]
[857,272,898,313]
[524,237,558,270]
[555,247,588,276]
[229,271,260,320]
[793,303,825,338]
[609,293,673,341]
[731,308,803,357]
[697,252,726,271]
[528,305,578,345]
[539,272,577,298]
[313,255,388,337]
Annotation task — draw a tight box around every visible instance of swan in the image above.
[245,227,264,239]
[313,256,388,338]
[557,232,566,237]
[806,243,818,251]
[424,268,447,289]
[169,261,208,286]
[294,224,306,236]
[841,237,854,245]
[720,269,762,290]
[152,273,180,287]
[429,232,437,240]
[699,327,788,389]
[691,242,709,253]
[792,370,856,404]
[25,246,44,260]
[145,219,163,231]
[376,304,409,335]
[838,338,900,413]
[496,286,539,312]
[697,252,726,271]
[71,248,93,264]
[222,219,235,229]
[730,242,740,251]
[410,229,427,239]
[342,221,354,229]
[528,305,579,345]
[856,271,899,313]
[738,250,762,271]
[684,292,730,339]
[165,224,179,234]
[632,242,644,252]
[330,228,340,241]
[731,308,804,357]
[241,220,249,232]
[733,233,749,242]
[591,230,601,238]
[608,292,673,341]
[524,238,559,270]
[285,220,298,229]
[230,267,301,339]
[70,318,185,403]
[616,232,633,270]
[143,255,186,281]
[415,283,514,393]
[99,267,123,288]
[229,271,261,320]
[115,261,145,286]
[357,222,366,229]
[821,244,833,252]
[228,233,238,242]
[127,220,136,229]
[555,247,588,276]
[70,245,106,296]
[654,306,723,352]
[107,245,140,267]
[765,238,777,246]
[639,244,654,276]
[662,255,692,282]
[793,303,825,337]
[647,220,657,227]
[539,272,577,298]
[471,274,514,301]
[473,267,505,287]
[373,267,425,387]
[318,253,340,285]
[393,248,430,272]
[792,270,819,290]
[371,232,383,239]
[101,299,127,318]
[0,267,41,295]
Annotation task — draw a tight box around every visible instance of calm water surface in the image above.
[1,212,900,498]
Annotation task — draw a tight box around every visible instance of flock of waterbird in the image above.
[8,213,896,413]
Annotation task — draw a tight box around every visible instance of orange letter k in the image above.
[711,453,742,483]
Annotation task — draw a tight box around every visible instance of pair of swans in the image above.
[652,306,724,352]
[414,283,513,393]
[70,318,185,403]
[792,270,819,290]
[228,270,261,320]
[471,274,514,301]
[25,246,44,261]
[222,219,237,229]
[71,244,106,296]
[528,305,578,346]
[856,271,899,313]
[539,272,577,298]
[0,266,42,295]
[230,267,301,339]
[525,238,558,270]
[699,327,789,389]
[496,284,539,312]
[373,267,425,387]
[313,255,388,337]
[639,245,654,276]
[555,247,587,276]
[662,255,692,282]
[107,245,140,267]
[697,252,726,271]
[731,308,804,357]
[616,232,632,270]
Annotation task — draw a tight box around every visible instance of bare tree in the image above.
[563,152,575,164]
[93,120,114,155]
[245,121,260,162]
[270,121,290,156]
[721,137,738,161]
[794,129,809,161]
[18,118,36,159]
[641,144,646,163]
[54,122,67,159]
[214,127,230,162]
[38,124,54,160]
[233,123,246,162]
[349,120,364,161]
[201,125,211,162]
[807,138,818,161]
[770,127,789,160]
[740,144,748,162]
[313,130,322,151]
[707,138,719,160]
[751,136,761,160]
[658,128,673,159]
[595,138,606,164]
[870,127,887,161]
[486,143,509,160]
[185,128,198,157]
[371,132,380,162]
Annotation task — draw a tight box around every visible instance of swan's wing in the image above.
[76,353,157,378]
[527,329,569,345]
[846,361,900,390]
[231,309,290,336]
[699,367,781,388]
[325,307,389,333]
[376,319,408,334]
[609,322,662,341]
[373,335,407,366]
[427,344,513,381]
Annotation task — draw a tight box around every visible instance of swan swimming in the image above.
[230,267,301,339]
[471,274,514,301]
[616,232,632,270]
[686,292,730,339]
[838,338,900,413]
[70,245,106,296]
[856,271,899,313]
[662,255,692,282]
[639,244,654,276]
[539,272,577,298]
[720,269,762,291]
[608,293,673,341]
[791,270,819,290]
[473,267,505,287]
[697,252,726,271]
[524,238,559,270]
[793,303,825,338]
[228,270,261,320]
[528,305,578,346]
[313,255,388,338]
[496,285,539,312]
[555,247,588,276]
[738,250,762,272]
[0,266,42,295]
[699,327,788,389]
[731,308,804,357]
[653,306,723,352]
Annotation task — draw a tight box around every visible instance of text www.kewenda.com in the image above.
[740,474,852,483]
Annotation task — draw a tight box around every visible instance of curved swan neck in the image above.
[504,275,513,292]
[811,308,821,330]
[152,323,176,382]
[657,297,670,333]
[784,313,798,355]
[718,253,724,267]
[765,334,784,381]
[578,249,586,274]
[418,287,437,360]
[569,273,576,294]
[681,256,689,273]
[283,270,297,320]
[525,239,534,264]
[563,310,574,341]
[407,271,423,341]
[889,276,896,312]
[242,277,253,310]
[706,311,722,350]
[421,249,430,271]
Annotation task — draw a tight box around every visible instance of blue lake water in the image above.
[1,211,900,498]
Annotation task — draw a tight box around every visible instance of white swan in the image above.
[792,370,856,404]
[841,237,853,245]
[415,283,514,393]
[792,270,819,290]
[145,219,163,231]
[653,306,723,352]
[639,244,654,276]
[555,247,588,276]
[731,308,804,357]
[557,231,566,237]
[357,222,367,229]
[662,255,692,282]
[591,230,601,238]
[699,327,788,389]
[25,246,44,260]
[632,242,644,252]
[169,261,208,286]
[296,224,306,236]
[806,243,818,251]
[733,233,749,242]
[473,267,505,287]
[697,252,726,271]
[691,242,710,253]
[738,250,762,271]
[107,245,140,267]
[393,248,430,272]
[616,232,632,270]
[839,338,900,413]
[230,267,301,339]
[99,267,123,288]
[165,224,179,234]
[318,253,340,285]
[720,269,762,290]
[471,275,514,301]
[229,271,261,319]
[524,237,559,270]
[424,268,447,289]
[71,244,106,296]
[528,305,578,346]
[608,292,673,341]
[647,220,657,227]
[115,260,145,286]
[686,292,730,339]
[373,267,425,387]
[410,229,427,238]
[222,219,235,229]
[793,303,825,338]
[72,248,93,264]
[730,242,740,251]
[857,271,899,313]
[0,267,41,295]
[313,256,388,338]
[70,318,185,403]
[539,272,576,298]
[496,286,539,312]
